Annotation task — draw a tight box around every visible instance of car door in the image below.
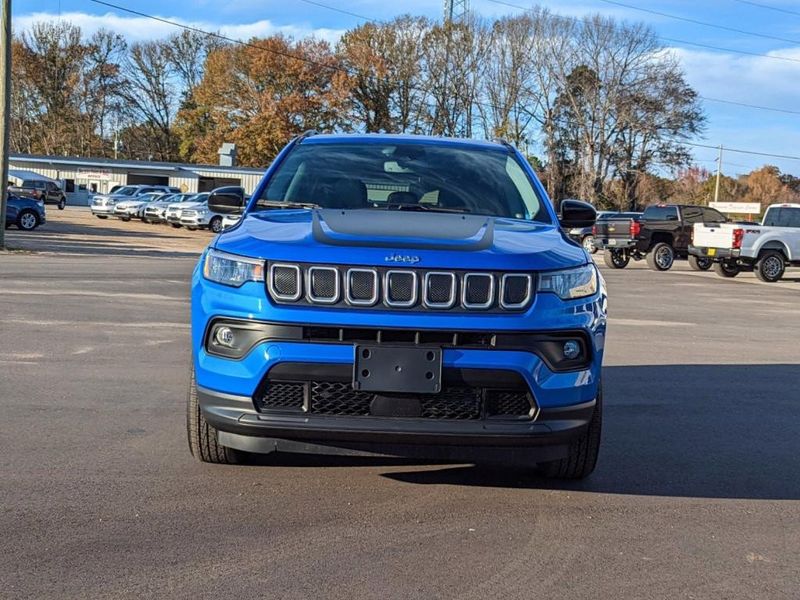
[678,207,703,251]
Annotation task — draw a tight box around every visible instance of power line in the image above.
[683,141,800,162]
[595,0,800,46]
[731,0,800,18]
[89,0,800,164]
[699,96,800,116]
[484,0,800,65]
[88,0,352,76]
[295,0,384,23]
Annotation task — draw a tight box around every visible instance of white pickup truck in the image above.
[689,203,800,282]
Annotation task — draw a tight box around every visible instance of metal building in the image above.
[8,153,265,204]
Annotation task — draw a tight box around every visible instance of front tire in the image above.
[17,209,39,231]
[209,216,223,234]
[96,215,108,219]
[170,223,182,228]
[688,255,712,271]
[603,248,630,269]
[539,386,602,480]
[647,242,674,271]
[186,367,245,464]
[58,197,66,210]
[713,261,740,278]
[582,235,597,254]
[755,250,785,283]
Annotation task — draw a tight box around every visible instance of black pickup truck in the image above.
[8,179,67,210]
[594,204,727,271]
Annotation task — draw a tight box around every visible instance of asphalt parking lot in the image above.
[2,209,799,599]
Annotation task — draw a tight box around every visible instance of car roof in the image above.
[299,133,511,152]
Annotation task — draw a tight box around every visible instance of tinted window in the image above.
[643,206,678,221]
[257,142,551,222]
[682,207,703,223]
[763,207,800,228]
[702,208,727,223]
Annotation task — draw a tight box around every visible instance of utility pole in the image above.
[713,144,723,204]
[0,0,11,251]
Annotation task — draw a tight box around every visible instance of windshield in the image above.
[114,187,137,196]
[255,142,551,222]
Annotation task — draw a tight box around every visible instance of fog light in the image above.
[563,340,581,360]
[214,326,236,347]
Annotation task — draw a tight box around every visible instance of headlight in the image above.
[203,249,265,287]
[538,264,598,300]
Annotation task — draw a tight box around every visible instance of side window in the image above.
[682,207,703,223]
[643,206,678,221]
[766,207,800,227]
[702,208,726,223]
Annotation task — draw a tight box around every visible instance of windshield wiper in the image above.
[257,200,322,210]
[385,203,472,214]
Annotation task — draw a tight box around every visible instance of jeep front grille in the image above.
[266,262,534,312]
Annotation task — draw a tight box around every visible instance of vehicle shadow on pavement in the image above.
[381,364,800,499]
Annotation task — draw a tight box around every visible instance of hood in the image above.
[174,201,206,210]
[215,209,586,271]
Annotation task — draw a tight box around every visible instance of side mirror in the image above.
[208,186,245,214]
[559,199,596,229]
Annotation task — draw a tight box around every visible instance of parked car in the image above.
[188,133,605,480]
[180,187,245,233]
[594,204,726,271]
[221,213,241,230]
[593,212,644,268]
[4,194,46,230]
[689,203,800,282]
[113,192,166,221]
[567,210,613,253]
[142,193,196,223]
[91,185,181,219]
[9,179,66,210]
[165,193,209,228]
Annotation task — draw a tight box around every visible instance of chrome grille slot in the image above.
[500,274,532,309]
[307,266,339,303]
[346,268,379,306]
[423,272,456,309]
[462,273,495,309]
[269,264,302,301]
[384,270,417,307]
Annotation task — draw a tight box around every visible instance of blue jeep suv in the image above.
[189,133,606,479]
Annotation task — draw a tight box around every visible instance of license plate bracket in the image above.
[354,345,442,394]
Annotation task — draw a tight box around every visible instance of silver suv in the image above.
[91,185,181,219]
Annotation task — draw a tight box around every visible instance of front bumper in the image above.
[181,215,209,227]
[688,245,740,260]
[91,204,116,216]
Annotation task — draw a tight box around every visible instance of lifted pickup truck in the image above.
[595,204,726,271]
[189,133,606,479]
[9,179,66,210]
[591,212,642,268]
[689,203,800,282]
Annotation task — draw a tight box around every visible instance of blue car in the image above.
[189,133,606,479]
[5,194,46,231]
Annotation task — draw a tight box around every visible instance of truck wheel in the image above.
[603,249,629,269]
[186,367,245,464]
[755,250,785,283]
[17,209,39,231]
[58,197,66,210]
[209,216,223,234]
[539,385,602,480]
[713,261,740,278]
[688,255,712,271]
[646,243,674,271]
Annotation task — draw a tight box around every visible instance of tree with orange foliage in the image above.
[175,36,351,167]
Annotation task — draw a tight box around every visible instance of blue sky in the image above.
[15,0,800,176]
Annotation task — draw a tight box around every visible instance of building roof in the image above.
[10,153,265,175]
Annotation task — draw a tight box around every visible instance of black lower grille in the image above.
[259,382,305,409]
[255,379,533,420]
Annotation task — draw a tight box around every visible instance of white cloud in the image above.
[14,11,346,44]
